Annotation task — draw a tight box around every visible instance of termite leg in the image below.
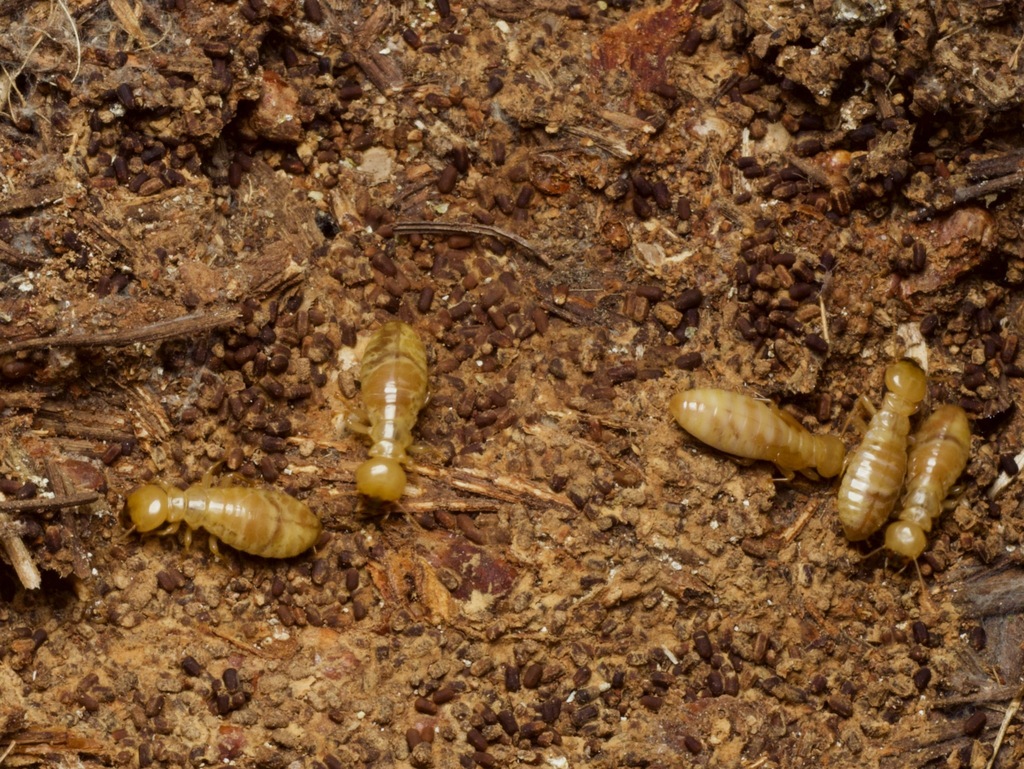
[842,395,876,435]
[208,535,224,561]
[198,461,226,488]
[346,410,371,435]
[159,521,181,537]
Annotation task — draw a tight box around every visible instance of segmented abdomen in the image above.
[898,405,970,531]
[183,486,321,558]
[360,321,428,459]
[669,389,843,477]
[837,409,912,541]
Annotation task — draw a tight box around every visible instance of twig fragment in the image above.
[0,309,240,355]
[953,172,1024,206]
[0,491,99,513]
[0,508,41,590]
[985,681,1024,769]
[393,221,545,266]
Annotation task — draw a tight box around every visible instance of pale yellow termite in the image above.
[126,467,322,558]
[884,404,970,559]
[353,321,428,501]
[669,389,846,479]
[837,360,927,542]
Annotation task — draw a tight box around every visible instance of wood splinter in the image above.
[0,309,240,356]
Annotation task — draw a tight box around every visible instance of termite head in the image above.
[884,520,927,560]
[814,435,847,478]
[126,485,170,532]
[885,360,927,405]
[356,458,406,501]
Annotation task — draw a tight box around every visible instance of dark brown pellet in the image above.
[435,0,450,17]
[303,0,323,22]
[788,282,816,301]
[827,695,853,718]
[338,83,363,100]
[438,163,459,194]
[100,443,123,466]
[258,455,279,482]
[962,366,986,390]
[963,712,987,736]
[805,334,829,354]
[693,630,713,660]
[681,27,702,56]
[415,697,438,715]
[223,668,240,692]
[540,698,561,723]
[682,734,703,754]
[639,695,663,712]
[505,664,521,692]
[706,670,724,696]
[216,693,231,715]
[406,727,423,750]
[182,656,203,677]
[345,567,360,592]
[402,28,422,49]
[467,728,487,751]
[523,663,543,689]
[156,569,185,593]
[999,454,1019,476]
[675,352,702,370]
[432,685,456,704]
[416,286,434,313]
[370,251,397,278]
[674,288,703,311]
[1002,334,1018,363]
[911,620,930,646]
[497,709,518,736]
[452,145,470,174]
[116,83,135,109]
[515,186,534,209]
[912,667,931,691]
[473,752,496,768]
[912,242,927,271]
[449,301,473,320]
[607,364,637,384]
[652,82,678,100]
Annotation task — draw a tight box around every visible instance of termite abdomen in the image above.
[837,360,927,542]
[355,321,429,501]
[127,477,321,559]
[884,404,970,559]
[669,388,846,479]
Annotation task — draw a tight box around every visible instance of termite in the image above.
[884,404,970,559]
[837,360,927,542]
[352,321,428,501]
[669,389,846,479]
[126,466,322,558]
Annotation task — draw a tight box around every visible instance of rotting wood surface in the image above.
[1,1,1023,768]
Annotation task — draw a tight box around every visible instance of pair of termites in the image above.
[837,361,970,559]
[127,322,429,557]
[669,389,846,479]
[351,321,429,501]
[127,465,322,558]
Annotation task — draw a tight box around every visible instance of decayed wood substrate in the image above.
[1,0,1024,767]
